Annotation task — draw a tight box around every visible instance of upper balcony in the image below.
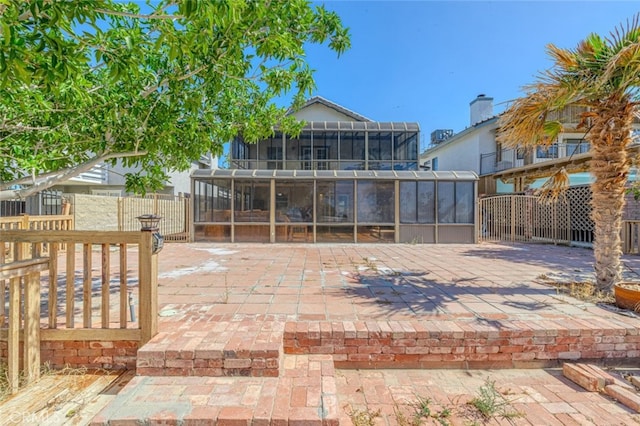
[231,125,420,172]
[479,142,590,176]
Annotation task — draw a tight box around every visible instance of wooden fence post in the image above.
[24,270,41,383]
[117,197,123,232]
[8,275,20,394]
[139,231,158,344]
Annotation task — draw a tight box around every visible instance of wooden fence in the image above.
[623,220,640,254]
[0,230,158,394]
[117,194,191,242]
[1,214,74,262]
[0,214,73,232]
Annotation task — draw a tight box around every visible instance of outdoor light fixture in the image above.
[137,214,164,253]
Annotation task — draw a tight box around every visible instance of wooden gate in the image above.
[117,194,191,242]
[478,195,570,245]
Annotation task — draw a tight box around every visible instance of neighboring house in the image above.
[50,154,216,197]
[422,95,499,174]
[191,96,479,244]
[421,95,596,193]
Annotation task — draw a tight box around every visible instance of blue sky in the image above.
[301,1,639,150]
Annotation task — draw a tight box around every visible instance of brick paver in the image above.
[91,242,640,424]
[91,354,338,425]
[154,243,640,323]
[337,368,640,425]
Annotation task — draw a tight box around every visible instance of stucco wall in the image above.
[65,193,187,235]
[292,103,357,122]
[421,118,502,174]
[65,193,120,231]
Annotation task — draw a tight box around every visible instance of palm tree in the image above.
[498,16,640,293]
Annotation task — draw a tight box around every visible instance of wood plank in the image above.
[101,244,110,328]
[53,371,131,424]
[18,241,29,261]
[0,327,141,341]
[0,238,5,327]
[0,257,49,279]
[12,240,19,262]
[0,279,4,328]
[0,369,131,424]
[66,244,76,328]
[83,244,92,328]
[24,271,41,384]
[139,232,157,344]
[8,276,20,394]
[0,230,143,245]
[49,243,58,328]
[64,370,136,425]
[119,244,128,328]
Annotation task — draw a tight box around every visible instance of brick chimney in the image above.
[470,94,494,126]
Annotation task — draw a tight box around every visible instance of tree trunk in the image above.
[589,98,635,292]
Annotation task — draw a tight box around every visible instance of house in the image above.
[229,96,420,171]
[421,95,593,193]
[422,95,499,175]
[191,96,478,244]
[50,154,216,197]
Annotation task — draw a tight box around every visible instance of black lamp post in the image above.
[137,214,164,253]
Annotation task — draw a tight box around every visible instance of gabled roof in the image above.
[291,96,373,122]
[423,115,499,156]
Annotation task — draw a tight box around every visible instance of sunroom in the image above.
[191,169,478,243]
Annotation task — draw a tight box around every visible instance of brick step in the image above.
[283,319,640,368]
[136,321,283,377]
[91,354,338,425]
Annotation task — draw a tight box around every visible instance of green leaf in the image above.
[542,120,563,140]
[0,0,351,194]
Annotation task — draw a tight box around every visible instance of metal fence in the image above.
[479,143,590,176]
[0,200,25,217]
[0,190,64,217]
[479,194,571,245]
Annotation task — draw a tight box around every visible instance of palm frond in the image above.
[497,84,575,148]
[585,33,607,58]
[602,41,640,90]
[607,14,640,52]
[546,44,578,71]
[542,120,563,140]
[576,39,596,59]
[536,168,570,203]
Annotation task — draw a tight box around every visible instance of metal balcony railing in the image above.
[479,143,590,176]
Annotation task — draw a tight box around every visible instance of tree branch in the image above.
[0,151,147,200]
[94,8,179,20]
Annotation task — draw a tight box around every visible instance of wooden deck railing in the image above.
[0,257,48,393]
[0,230,158,394]
[1,214,74,262]
[0,214,74,231]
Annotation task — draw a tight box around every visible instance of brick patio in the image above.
[91,242,640,425]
